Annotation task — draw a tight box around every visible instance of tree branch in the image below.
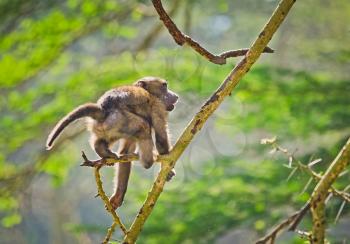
[121,0,296,242]
[309,137,350,244]
[151,0,274,65]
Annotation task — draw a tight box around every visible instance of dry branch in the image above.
[151,0,274,65]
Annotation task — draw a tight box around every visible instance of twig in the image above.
[151,0,274,65]
[122,0,296,243]
[255,202,310,244]
[80,151,170,167]
[80,151,138,167]
[94,167,127,243]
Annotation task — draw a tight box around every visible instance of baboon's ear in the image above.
[136,80,147,88]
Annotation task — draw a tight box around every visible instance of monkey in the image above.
[46,76,179,209]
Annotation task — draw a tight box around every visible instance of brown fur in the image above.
[46,77,178,209]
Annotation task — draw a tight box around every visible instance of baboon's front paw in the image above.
[166,169,176,181]
[109,193,123,210]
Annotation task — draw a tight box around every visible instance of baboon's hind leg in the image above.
[110,139,135,209]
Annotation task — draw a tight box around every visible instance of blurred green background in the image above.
[0,0,349,243]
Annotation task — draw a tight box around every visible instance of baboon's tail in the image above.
[46,103,104,150]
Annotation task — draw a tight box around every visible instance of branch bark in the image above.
[122,0,296,242]
[310,137,350,244]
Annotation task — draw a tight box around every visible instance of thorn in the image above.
[81,151,88,161]
[264,46,275,53]
[95,193,100,198]
[308,158,322,167]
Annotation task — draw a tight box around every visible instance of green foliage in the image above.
[0,196,20,228]
[1,212,22,228]
[224,67,350,138]
[0,0,129,88]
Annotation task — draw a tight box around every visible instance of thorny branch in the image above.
[262,138,350,204]
[151,0,274,65]
[309,137,350,243]
[82,0,296,242]
[257,138,350,243]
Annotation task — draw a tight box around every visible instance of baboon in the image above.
[46,77,178,209]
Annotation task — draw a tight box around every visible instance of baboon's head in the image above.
[135,77,179,111]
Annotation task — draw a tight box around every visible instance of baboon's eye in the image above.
[162,83,167,88]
